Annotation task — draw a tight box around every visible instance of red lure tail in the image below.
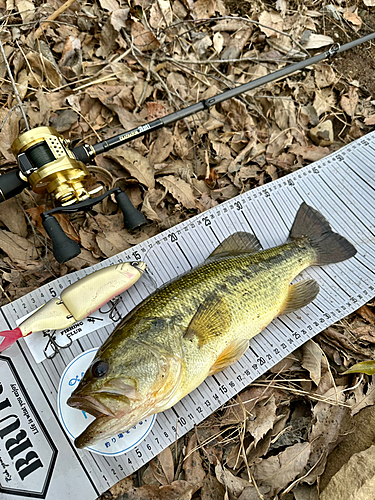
[0,327,23,352]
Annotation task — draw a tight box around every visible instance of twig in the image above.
[159,15,310,56]
[158,55,297,65]
[0,104,20,132]
[0,283,12,303]
[0,36,30,130]
[34,0,78,39]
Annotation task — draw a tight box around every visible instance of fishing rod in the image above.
[2,31,375,264]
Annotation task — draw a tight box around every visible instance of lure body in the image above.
[0,262,146,352]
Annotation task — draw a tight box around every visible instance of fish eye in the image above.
[92,360,109,378]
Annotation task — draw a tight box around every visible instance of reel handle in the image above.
[0,169,29,202]
[41,187,146,263]
[114,191,146,231]
[42,214,81,264]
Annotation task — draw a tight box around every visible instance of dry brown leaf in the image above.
[0,230,38,261]
[215,462,250,497]
[147,102,168,121]
[110,9,129,31]
[253,442,311,495]
[201,474,225,500]
[79,228,102,257]
[365,114,375,126]
[315,64,336,88]
[341,87,359,117]
[357,305,375,325]
[274,98,296,130]
[246,395,277,445]
[99,0,119,11]
[142,190,162,222]
[301,340,322,385]
[258,10,283,37]
[351,382,375,416]
[131,20,160,52]
[16,0,34,23]
[149,0,173,28]
[343,8,362,29]
[65,248,100,270]
[158,447,174,485]
[26,52,62,88]
[314,88,336,116]
[0,109,20,160]
[96,232,131,258]
[106,148,155,189]
[166,72,189,101]
[220,27,252,60]
[0,198,27,237]
[289,144,330,162]
[148,129,174,165]
[183,434,206,486]
[306,387,349,483]
[107,479,195,500]
[158,176,196,209]
[194,0,215,19]
[303,34,334,50]
[213,32,224,53]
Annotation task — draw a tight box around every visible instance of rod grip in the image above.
[0,170,29,202]
[42,214,81,263]
[115,191,147,231]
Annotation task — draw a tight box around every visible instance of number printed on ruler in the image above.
[1,133,375,493]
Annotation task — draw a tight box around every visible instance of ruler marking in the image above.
[176,242,194,269]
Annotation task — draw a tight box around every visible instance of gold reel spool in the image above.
[11,127,95,205]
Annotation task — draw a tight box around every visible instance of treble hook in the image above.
[43,330,73,360]
[99,297,123,323]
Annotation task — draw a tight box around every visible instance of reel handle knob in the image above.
[0,170,29,202]
[114,191,147,231]
[42,214,81,263]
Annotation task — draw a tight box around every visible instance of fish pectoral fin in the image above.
[281,279,320,315]
[209,339,249,376]
[208,232,262,261]
[184,294,231,347]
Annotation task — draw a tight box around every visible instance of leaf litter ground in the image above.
[0,0,375,498]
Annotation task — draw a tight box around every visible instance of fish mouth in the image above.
[70,399,153,449]
[67,394,116,418]
[67,390,154,449]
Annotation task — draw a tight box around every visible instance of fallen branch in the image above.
[34,0,77,39]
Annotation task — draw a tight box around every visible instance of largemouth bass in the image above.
[67,203,356,448]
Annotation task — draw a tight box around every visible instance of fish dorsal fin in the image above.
[281,279,320,315]
[209,232,262,260]
[209,339,249,376]
[184,294,232,347]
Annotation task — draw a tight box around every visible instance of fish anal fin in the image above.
[209,339,249,376]
[209,232,262,260]
[184,294,231,347]
[281,279,320,315]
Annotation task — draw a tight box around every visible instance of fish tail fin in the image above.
[290,202,357,265]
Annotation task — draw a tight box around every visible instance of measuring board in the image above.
[0,132,374,499]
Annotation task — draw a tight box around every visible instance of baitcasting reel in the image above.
[0,126,146,263]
